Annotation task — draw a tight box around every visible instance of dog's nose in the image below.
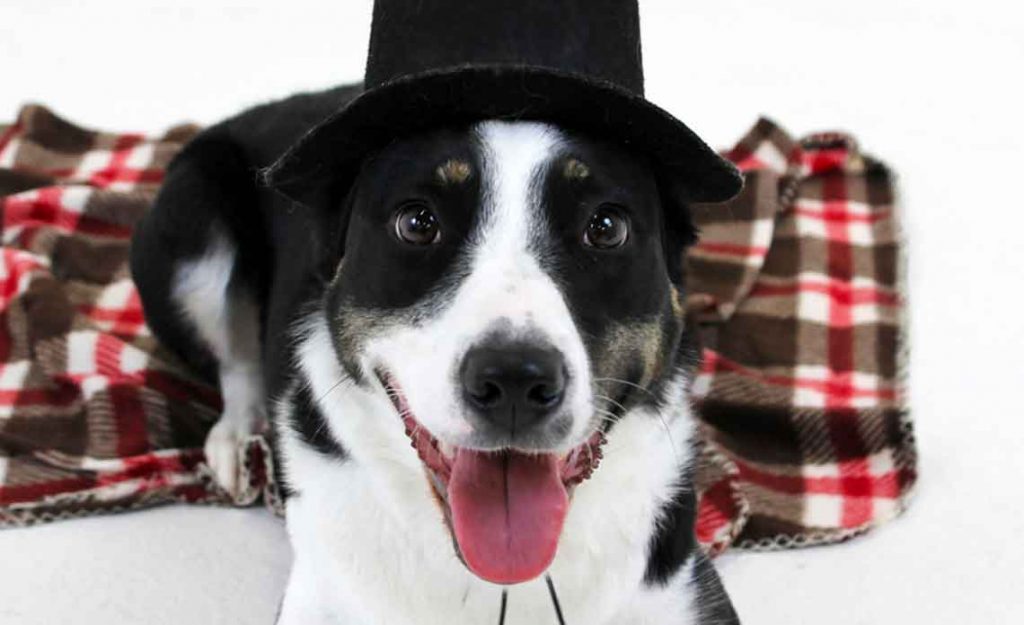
[460,344,567,432]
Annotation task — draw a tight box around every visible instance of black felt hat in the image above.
[265,0,742,207]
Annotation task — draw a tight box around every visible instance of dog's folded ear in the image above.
[261,142,353,214]
[658,176,707,286]
[261,141,363,277]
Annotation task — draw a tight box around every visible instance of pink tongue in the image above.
[448,449,568,585]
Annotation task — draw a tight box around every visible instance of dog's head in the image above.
[317,121,698,584]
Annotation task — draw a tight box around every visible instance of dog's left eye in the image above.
[394,202,441,245]
[583,204,629,249]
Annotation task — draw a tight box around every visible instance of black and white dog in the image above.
[131,85,739,624]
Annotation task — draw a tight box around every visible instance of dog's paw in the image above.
[204,413,266,499]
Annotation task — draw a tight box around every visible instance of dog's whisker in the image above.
[594,393,628,413]
[594,391,680,464]
[315,375,348,405]
[592,376,658,400]
[310,412,331,441]
[653,410,681,465]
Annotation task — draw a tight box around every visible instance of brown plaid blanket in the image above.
[0,105,915,555]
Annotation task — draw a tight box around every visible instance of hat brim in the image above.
[264,65,743,207]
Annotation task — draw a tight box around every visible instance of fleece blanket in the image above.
[0,105,916,555]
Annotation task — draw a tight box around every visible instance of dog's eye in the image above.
[394,202,441,245]
[583,205,629,249]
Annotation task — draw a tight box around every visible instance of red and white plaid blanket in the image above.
[0,105,915,555]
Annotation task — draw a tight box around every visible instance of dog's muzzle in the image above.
[378,366,604,586]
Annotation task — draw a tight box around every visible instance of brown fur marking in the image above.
[563,158,591,181]
[436,159,472,185]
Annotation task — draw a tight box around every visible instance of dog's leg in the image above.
[130,129,271,497]
[172,232,266,497]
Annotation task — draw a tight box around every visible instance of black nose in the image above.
[460,344,567,432]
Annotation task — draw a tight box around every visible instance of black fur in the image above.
[644,468,699,587]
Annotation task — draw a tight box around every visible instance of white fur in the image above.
[173,232,266,497]
[275,122,702,624]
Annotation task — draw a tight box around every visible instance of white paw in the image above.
[204,414,265,499]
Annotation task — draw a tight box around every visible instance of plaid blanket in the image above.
[690,120,916,552]
[0,105,915,555]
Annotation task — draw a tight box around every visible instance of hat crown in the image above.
[365,0,644,94]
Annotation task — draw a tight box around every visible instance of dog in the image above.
[130,84,740,624]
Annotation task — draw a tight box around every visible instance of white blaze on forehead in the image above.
[365,121,594,447]
[475,121,561,253]
[463,121,567,329]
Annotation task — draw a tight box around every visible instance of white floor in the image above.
[1,1,1023,623]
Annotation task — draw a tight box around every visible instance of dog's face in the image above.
[322,121,693,585]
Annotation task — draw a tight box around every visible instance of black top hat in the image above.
[265,0,742,207]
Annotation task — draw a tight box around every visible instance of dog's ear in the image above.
[262,148,361,279]
[658,176,701,286]
[261,139,357,213]
[659,168,746,286]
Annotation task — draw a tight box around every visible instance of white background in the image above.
[1,1,1023,623]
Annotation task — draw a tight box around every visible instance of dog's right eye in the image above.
[394,202,441,245]
[583,204,629,250]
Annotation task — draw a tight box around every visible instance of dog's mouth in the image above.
[377,371,605,585]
